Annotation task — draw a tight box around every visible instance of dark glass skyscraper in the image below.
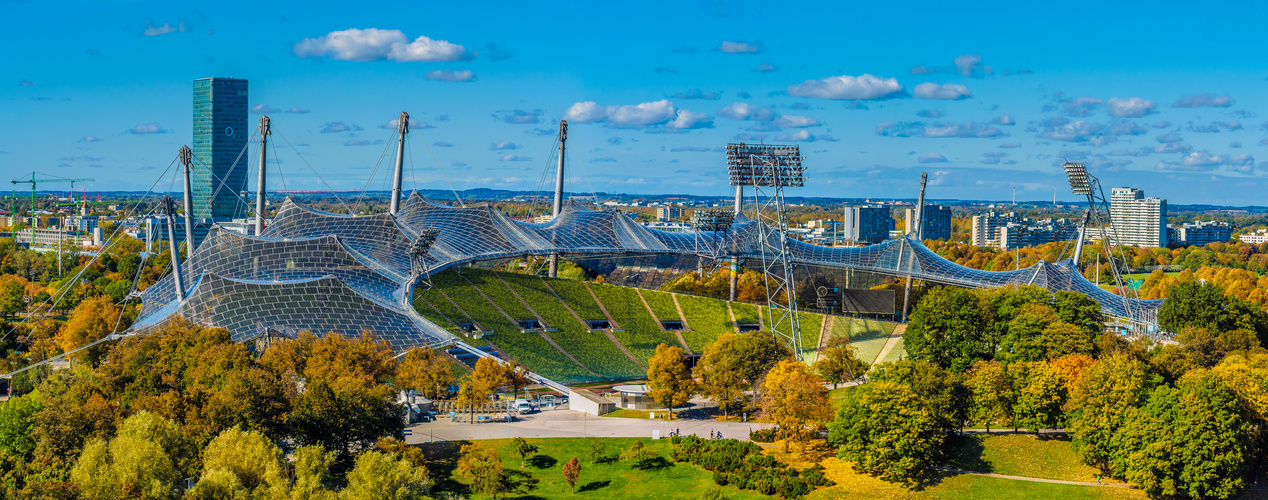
[192,77,249,219]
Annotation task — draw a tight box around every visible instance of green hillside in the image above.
[414,268,901,385]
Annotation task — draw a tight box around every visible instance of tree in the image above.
[395,348,456,400]
[1066,352,1152,468]
[455,443,509,499]
[506,362,532,400]
[731,332,792,389]
[1011,361,1065,434]
[871,360,969,435]
[760,359,831,451]
[828,381,939,484]
[341,451,433,500]
[0,275,25,318]
[646,343,696,418]
[70,411,189,500]
[966,360,1013,432]
[471,357,508,402]
[562,456,581,493]
[189,427,287,499]
[812,336,869,389]
[1158,280,1231,333]
[588,439,608,464]
[291,445,336,500]
[58,295,121,365]
[1041,321,1095,360]
[999,303,1056,363]
[905,286,989,372]
[696,333,749,419]
[0,393,41,459]
[288,379,402,460]
[509,437,538,468]
[619,441,658,469]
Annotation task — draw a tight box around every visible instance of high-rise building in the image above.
[904,205,953,241]
[997,218,1080,250]
[192,77,249,220]
[1173,220,1231,247]
[971,212,1019,247]
[843,206,893,244]
[655,206,683,221]
[1110,187,1167,247]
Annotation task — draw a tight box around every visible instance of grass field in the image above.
[826,316,899,365]
[639,289,683,322]
[463,270,537,320]
[501,274,645,380]
[798,312,823,360]
[941,434,1124,485]
[807,457,1144,500]
[674,294,735,352]
[411,292,464,335]
[589,282,684,361]
[544,279,609,320]
[731,302,761,324]
[425,437,768,499]
[878,336,906,364]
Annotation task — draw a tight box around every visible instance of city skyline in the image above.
[5,1,1268,204]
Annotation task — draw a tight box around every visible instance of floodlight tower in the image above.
[726,143,806,359]
[691,208,735,259]
[410,228,441,288]
[1063,162,1139,325]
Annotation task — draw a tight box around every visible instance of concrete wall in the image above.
[569,389,615,416]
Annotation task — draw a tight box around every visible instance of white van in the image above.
[514,399,534,414]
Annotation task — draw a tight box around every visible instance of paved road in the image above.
[404,405,771,444]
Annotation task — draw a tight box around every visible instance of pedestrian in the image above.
[710,429,715,439]
[716,431,723,439]
[1096,474,1101,484]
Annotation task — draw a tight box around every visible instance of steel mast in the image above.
[390,112,409,215]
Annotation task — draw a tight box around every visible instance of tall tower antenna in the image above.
[727,142,806,359]
[902,172,927,322]
[549,120,567,278]
[389,112,409,215]
[180,145,196,249]
[255,115,270,235]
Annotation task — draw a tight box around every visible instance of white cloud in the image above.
[1106,97,1157,118]
[294,29,472,62]
[717,40,763,53]
[489,141,520,151]
[913,82,971,100]
[424,69,474,82]
[142,22,185,36]
[992,113,1014,126]
[752,63,777,73]
[1063,97,1103,117]
[772,115,820,128]
[954,54,982,76]
[78,136,103,143]
[565,100,699,129]
[251,104,280,114]
[344,139,384,146]
[1172,93,1233,108]
[918,153,948,163]
[501,154,532,162]
[1155,151,1253,172]
[787,74,903,100]
[320,122,361,133]
[717,102,775,121]
[774,130,837,142]
[665,110,713,129]
[876,121,1004,138]
[286,107,311,114]
[126,123,167,135]
[433,141,454,147]
[379,117,429,130]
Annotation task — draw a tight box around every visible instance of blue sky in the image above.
[4,0,1268,205]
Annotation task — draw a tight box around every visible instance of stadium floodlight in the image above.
[1064,162,1092,196]
[411,228,440,257]
[690,208,735,233]
[727,143,805,187]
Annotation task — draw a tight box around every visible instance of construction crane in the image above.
[10,173,94,213]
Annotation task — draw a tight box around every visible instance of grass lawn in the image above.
[828,385,859,411]
[877,336,906,365]
[807,457,1144,500]
[424,437,768,499]
[828,317,899,365]
[941,434,1127,485]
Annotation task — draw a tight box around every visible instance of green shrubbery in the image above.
[670,435,832,498]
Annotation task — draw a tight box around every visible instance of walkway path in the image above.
[404,403,770,444]
[871,324,905,367]
[929,466,1134,488]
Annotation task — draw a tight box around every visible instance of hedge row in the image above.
[670,435,832,498]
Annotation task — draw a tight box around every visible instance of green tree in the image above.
[57,295,122,365]
[966,360,1013,432]
[509,437,538,468]
[588,439,608,464]
[455,443,509,499]
[761,359,831,450]
[1042,321,1096,360]
[1011,361,1065,433]
[288,379,402,460]
[1066,352,1152,468]
[562,456,581,493]
[619,441,658,469]
[696,333,749,418]
[291,445,336,500]
[646,343,696,418]
[905,286,989,372]
[189,427,287,500]
[812,335,869,389]
[999,303,1056,363]
[871,360,968,434]
[70,411,189,500]
[1158,280,1231,333]
[731,332,792,389]
[0,393,41,459]
[828,381,939,484]
[341,451,432,500]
